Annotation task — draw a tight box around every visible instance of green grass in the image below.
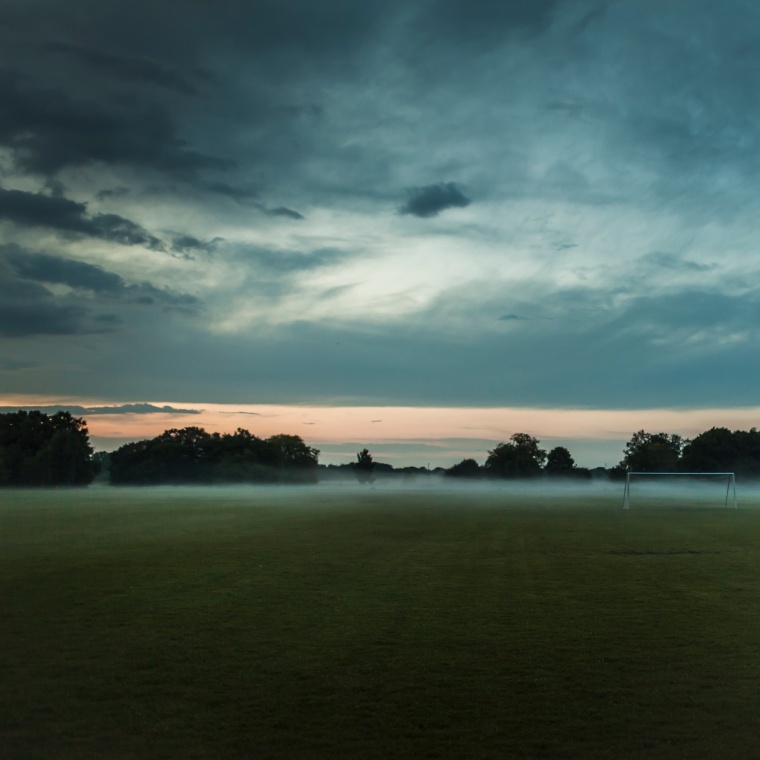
[2,485,760,759]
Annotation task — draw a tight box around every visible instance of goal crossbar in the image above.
[622,472,737,510]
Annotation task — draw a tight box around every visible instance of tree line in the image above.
[0,412,319,486]
[109,427,320,484]
[611,428,760,477]
[445,428,760,480]
[3,409,760,487]
[0,411,97,486]
[445,433,592,479]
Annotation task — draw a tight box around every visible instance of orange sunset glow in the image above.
[4,395,760,467]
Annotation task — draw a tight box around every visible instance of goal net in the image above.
[622,472,737,510]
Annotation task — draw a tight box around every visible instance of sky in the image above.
[1,0,760,468]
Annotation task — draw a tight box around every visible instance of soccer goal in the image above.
[622,472,737,510]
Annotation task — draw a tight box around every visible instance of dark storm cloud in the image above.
[3,0,760,416]
[0,276,89,337]
[413,0,561,44]
[0,69,227,176]
[0,0,401,100]
[6,280,760,408]
[0,245,201,331]
[399,183,471,218]
[0,300,88,337]
[43,42,211,96]
[27,291,754,407]
[6,248,124,292]
[0,187,165,249]
[0,0,563,210]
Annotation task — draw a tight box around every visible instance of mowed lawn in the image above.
[2,485,760,759]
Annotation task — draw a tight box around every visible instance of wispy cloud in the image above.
[0,403,200,415]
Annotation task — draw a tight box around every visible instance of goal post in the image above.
[622,472,737,510]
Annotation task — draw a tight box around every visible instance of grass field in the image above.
[3,483,760,759]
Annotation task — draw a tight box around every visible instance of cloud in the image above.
[171,235,221,256]
[399,182,471,218]
[6,247,125,292]
[0,403,201,415]
[94,313,123,325]
[0,303,87,337]
[5,246,200,307]
[0,359,37,372]
[281,103,324,119]
[0,187,165,249]
[2,0,760,422]
[240,246,348,273]
[609,289,759,336]
[642,252,716,273]
[415,0,560,43]
[130,283,202,312]
[0,274,90,336]
[6,282,760,409]
[265,206,305,220]
[0,68,227,176]
[0,245,201,336]
[202,182,260,202]
[43,42,212,96]
[96,187,129,201]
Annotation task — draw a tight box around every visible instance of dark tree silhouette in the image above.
[619,430,683,472]
[354,448,375,484]
[545,446,575,476]
[680,427,736,473]
[545,446,592,480]
[484,433,547,479]
[446,458,481,477]
[726,428,760,477]
[109,427,319,484]
[681,427,760,477]
[0,410,97,486]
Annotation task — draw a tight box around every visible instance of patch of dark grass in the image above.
[2,487,760,758]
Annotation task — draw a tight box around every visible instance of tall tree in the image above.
[545,446,576,476]
[485,433,547,479]
[0,410,96,486]
[681,427,760,477]
[619,430,683,472]
[354,448,375,484]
